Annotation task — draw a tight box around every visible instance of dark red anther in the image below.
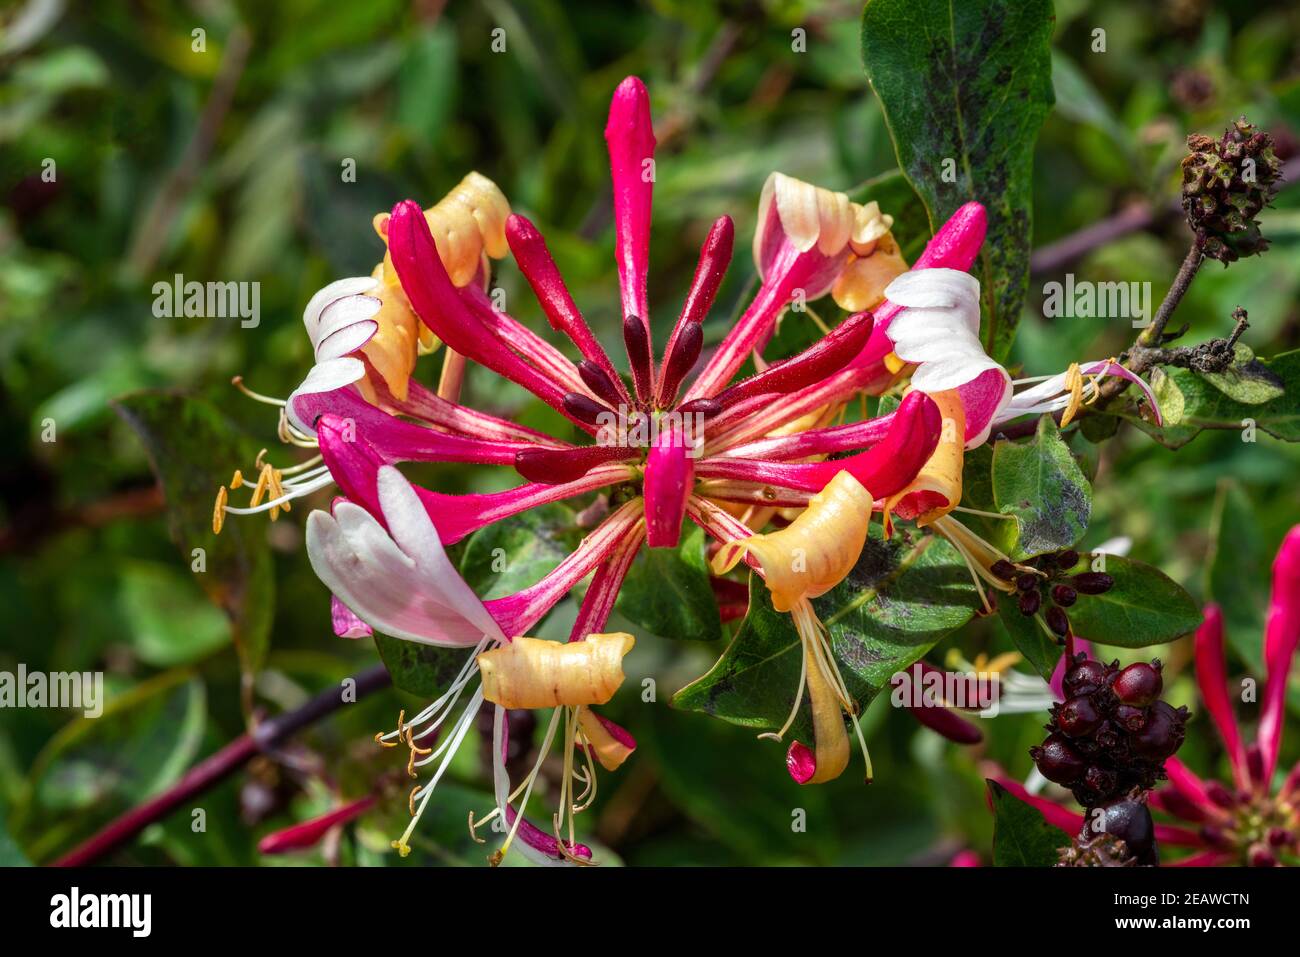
[657,321,703,408]
[578,360,625,410]
[658,216,733,405]
[623,314,654,406]
[990,559,1017,581]
[677,397,722,420]
[563,392,613,426]
[1051,584,1078,607]
[1045,606,1070,637]
[1073,571,1115,594]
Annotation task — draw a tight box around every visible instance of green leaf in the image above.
[1197,343,1286,405]
[459,502,581,600]
[997,600,1061,681]
[673,527,980,734]
[992,416,1092,559]
[1066,556,1201,648]
[988,780,1063,866]
[17,672,206,858]
[113,392,274,676]
[616,525,721,642]
[117,561,231,667]
[373,635,473,699]
[1130,350,1300,449]
[861,0,1055,360]
[1205,479,1266,668]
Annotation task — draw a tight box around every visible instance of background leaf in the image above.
[861,0,1055,360]
[616,524,721,642]
[988,780,1063,866]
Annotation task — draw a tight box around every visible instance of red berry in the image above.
[1088,798,1157,866]
[1056,550,1080,570]
[1114,704,1148,731]
[1056,695,1102,737]
[1031,733,1086,784]
[1016,573,1038,592]
[1018,590,1041,616]
[1131,700,1183,759]
[1045,606,1070,636]
[1063,658,1108,696]
[1112,661,1162,705]
[990,560,1017,580]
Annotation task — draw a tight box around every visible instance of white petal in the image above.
[303,276,379,336]
[884,268,979,310]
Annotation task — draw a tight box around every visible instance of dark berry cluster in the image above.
[1031,655,1188,808]
[1181,118,1283,263]
[1057,796,1158,867]
[991,550,1113,639]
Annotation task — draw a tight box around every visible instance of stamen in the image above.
[212,486,227,534]
[229,470,244,489]
[496,706,563,864]
[231,375,287,407]
[623,313,654,406]
[1060,363,1084,428]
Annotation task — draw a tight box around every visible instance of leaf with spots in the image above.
[860,0,1055,360]
[672,527,981,736]
[617,524,722,642]
[992,415,1091,560]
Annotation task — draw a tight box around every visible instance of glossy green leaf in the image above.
[861,0,1055,360]
[992,416,1092,559]
[459,502,581,600]
[997,600,1062,681]
[373,635,474,699]
[113,392,274,675]
[1066,556,1201,649]
[1196,344,1286,405]
[617,524,721,642]
[988,780,1062,867]
[673,527,981,735]
[1131,350,1300,449]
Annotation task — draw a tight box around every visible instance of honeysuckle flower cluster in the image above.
[213,76,1171,864]
[1153,526,1300,867]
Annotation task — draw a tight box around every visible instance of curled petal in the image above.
[884,268,1012,447]
[1194,604,1249,790]
[577,708,637,771]
[478,633,635,709]
[1258,525,1300,784]
[885,389,965,526]
[305,465,506,647]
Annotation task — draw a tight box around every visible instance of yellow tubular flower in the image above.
[477,633,635,710]
[364,172,512,401]
[711,471,875,784]
[884,389,966,529]
[832,231,910,312]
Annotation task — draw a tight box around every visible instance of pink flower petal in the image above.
[605,76,656,331]
[643,424,695,548]
[257,794,376,855]
[1194,604,1250,790]
[1258,525,1300,784]
[331,595,372,639]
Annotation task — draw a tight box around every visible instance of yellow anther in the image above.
[229,470,244,489]
[373,731,398,748]
[391,839,412,858]
[212,486,227,535]
[467,811,488,844]
[254,448,269,470]
[410,786,421,816]
[249,464,272,508]
[1060,363,1084,428]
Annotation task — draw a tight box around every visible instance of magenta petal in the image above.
[717,410,896,462]
[487,503,644,635]
[696,390,941,497]
[605,76,656,329]
[570,522,645,641]
[1259,525,1300,784]
[392,380,568,447]
[658,216,734,405]
[949,850,981,867]
[991,774,1084,836]
[387,200,591,430]
[851,201,988,374]
[587,710,637,753]
[331,595,372,639]
[786,740,817,784]
[643,425,695,548]
[507,213,629,401]
[1162,756,1221,820]
[257,794,376,855]
[1194,604,1249,790]
[504,805,592,862]
[515,444,635,484]
[717,310,875,409]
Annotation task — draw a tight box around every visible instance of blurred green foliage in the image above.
[1,0,1298,867]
